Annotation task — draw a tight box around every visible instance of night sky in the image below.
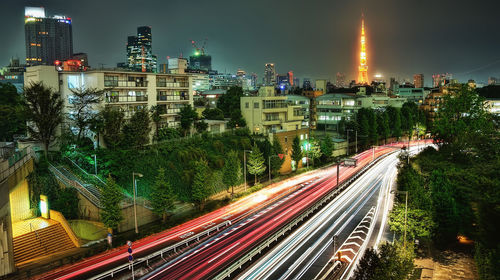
[2,0,500,85]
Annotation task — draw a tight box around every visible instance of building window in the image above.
[245,102,249,108]
[284,136,287,143]
[300,134,304,140]
[104,75,118,87]
[254,102,259,109]
[296,125,298,130]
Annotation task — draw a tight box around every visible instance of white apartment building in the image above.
[24,66,193,143]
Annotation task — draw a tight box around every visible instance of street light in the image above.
[243,150,252,192]
[91,154,97,175]
[391,190,408,248]
[132,172,143,234]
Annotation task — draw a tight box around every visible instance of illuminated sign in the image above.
[40,195,49,218]
[25,7,45,18]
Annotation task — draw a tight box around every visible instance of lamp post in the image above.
[391,190,408,248]
[132,172,143,234]
[243,150,252,191]
[92,154,97,175]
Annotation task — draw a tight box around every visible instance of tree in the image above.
[151,167,176,222]
[217,86,243,117]
[269,135,285,175]
[157,127,181,141]
[386,106,402,140]
[69,87,105,140]
[150,105,166,140]
[320,136,334,162]
[357,108,371,148]
[352,242,415,280]
[100,176,123,231]
[227,110,247,129]
[389,205,435,242]
[0,83,25,141]
[430,170,460,244]
[101,106,125,149]
[222,150,241,195]
[401,101,417,139]
[88,113,104,148]
[191,160,211,211]
[377,111,390,144]
[179,104,198,136]
[247,144,266,184]
[307,138,322,166]
[291,136,303,170]
[122,108,151,147]
[368,109,378,145]
[195,120,208,133]
[202,107,224,120]
[24,81,63,157]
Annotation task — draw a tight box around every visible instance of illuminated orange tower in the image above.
[357,15,369,84]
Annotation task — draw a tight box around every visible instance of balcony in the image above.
[105,95,148,103]
[104,80,148,88]
[157,95,189,102]
[156,82,189,88]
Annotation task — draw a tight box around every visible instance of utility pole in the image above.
[132,172,143,234]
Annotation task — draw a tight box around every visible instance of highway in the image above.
[36,141,427,280]
[238,144,428,280]
[139,146,397,280]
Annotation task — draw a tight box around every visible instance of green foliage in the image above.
[191,160,211,210]
[0,83,25,141]
[432,85,498,160]
[202,107,224,120]
[227,110,247,129]
[195,120,208,133]
[377,111,390,144]
[150,105,165,140]
[179,104,198,136]
[291,136,303,169]
[353,242,415,280]
[320,136,334,162]
[247,144,266,183]
[24,81,63,157]
[389,204,435,241]
[122,108,151,148]
[307,138,322,166]
[386,106,402,140]
[151,168,176,222]
[99,176,123,230]
[156,127,181,141]
[217,86,243,118]
[222,150,241,194]
[102,106,125,149]
[270,135,285,175]
[51,187,80,219]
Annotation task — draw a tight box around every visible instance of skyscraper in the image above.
[357,15,368,84]
[24,7,73,66]
[264,63,276,85]
[432,73,452,87]
[413,74,424,88]
[126,26,157,72]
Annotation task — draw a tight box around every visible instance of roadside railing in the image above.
[213,151,397,280]
[89,220,232,280]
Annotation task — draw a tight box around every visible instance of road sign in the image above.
[342,158,357,167]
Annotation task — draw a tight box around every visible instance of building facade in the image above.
[264,63,276,86]
[126,26,157,73]
[24,66,193,145]
[394,87,429,104]
[24,7,73,66]
[413,74,424,88]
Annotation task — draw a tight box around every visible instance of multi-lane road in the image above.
[37,141,429,280]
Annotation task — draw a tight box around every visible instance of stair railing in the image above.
[33,228,48,253]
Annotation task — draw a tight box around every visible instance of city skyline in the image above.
[2,0,500,84]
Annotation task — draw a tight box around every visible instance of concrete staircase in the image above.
[13,222,76,264]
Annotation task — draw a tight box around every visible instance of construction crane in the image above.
[190,38,208,56]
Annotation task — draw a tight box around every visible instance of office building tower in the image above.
[126,26,157,72]
[264,63,276,85]
[303,78,312,90]
[24,7,73,66]
[413,74,424,88]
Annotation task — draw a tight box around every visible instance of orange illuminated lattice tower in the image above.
[357,15,369,84]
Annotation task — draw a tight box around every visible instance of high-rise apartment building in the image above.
[127,26,157,72]
[264,63,276,85]
[24,7,73,66]
[413,74,424,88]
